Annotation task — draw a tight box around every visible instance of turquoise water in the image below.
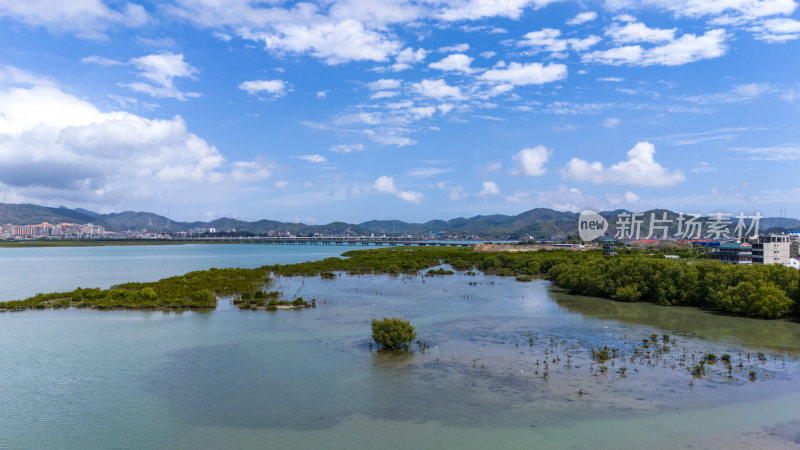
[1,246,799,448]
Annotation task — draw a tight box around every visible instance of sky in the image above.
[0,0,799,224]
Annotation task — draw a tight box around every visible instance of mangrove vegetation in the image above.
[1,246,798,319]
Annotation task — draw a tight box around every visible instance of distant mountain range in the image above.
[1,202,798,239]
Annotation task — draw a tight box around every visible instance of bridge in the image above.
[177,236,477,246]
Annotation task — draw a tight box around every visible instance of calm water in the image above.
[0,244,349,300]
[1,246,799,449]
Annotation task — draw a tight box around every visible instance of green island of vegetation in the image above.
[1,246,798,319]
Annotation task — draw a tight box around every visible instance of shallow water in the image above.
[0,243,348,300]
[1,266,799,449]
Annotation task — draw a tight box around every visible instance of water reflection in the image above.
[549,288,800,353]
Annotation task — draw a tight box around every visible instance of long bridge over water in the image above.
[179,236,477,246]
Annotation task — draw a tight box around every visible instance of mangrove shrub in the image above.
[371,317,416,350]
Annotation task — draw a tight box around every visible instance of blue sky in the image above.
[0,0,799,223]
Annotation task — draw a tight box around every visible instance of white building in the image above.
[788,258,800,270]
[750,234,792,265]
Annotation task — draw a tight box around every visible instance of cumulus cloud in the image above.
[511,146,551,176]
[390,47,429,71]
[560,141,685,186]
[583,29,727,66]
[438,43,470,52]
[411,79,465,99]
[478,181,500,197]
[567,11,598,25]
[123,53,200,100]
[518,28,601,54]
[447,185,468,200]
[238,79,288,97]
[230,158,273,181]
[0,77,269,207]
[437,0,562,21]
[373,176,424,203]
[480,62,568,86]
[0,1,147,38]
[630,0,797,23]
[244,20,403,65]
[624,191,640,203]
[429,53,475,73]
[367,78,403,90]
[605,21,676,43]
[749,17,800,42]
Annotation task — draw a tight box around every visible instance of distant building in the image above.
[712,242,752,265]
[788,258,800,270]
[750,234,791,265]
[602,237,617,256]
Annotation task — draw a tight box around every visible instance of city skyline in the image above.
[1,0,799,223]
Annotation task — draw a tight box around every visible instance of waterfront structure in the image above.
[750,235,791,265]
[711,242,752,264]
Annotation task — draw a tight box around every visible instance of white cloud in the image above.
[680,82,775,103]
[316,90,328,98]
[478,180,500,196]
[519,29,601,54]
[243,19,403,65]
[373,176,424,203]
[624,191,640,203]
[511,146,551,176]
[603,117,620,128]
[370,90,399,99]
[749,17,800,42]
[437,0,562,21]
[390,47,429,71]
[480,50,497,58]
[484,161,503,171]
[80,55,124,66]
[447,185,468,200]
[275,180,289,188]
[605,21,676,43]
[598,77,625,82]
[0,0,147,38]
[0,77,273,207]
[411,79,465,99]
[238,79,288,97]
[567,11,598,25]
[230,158,273,182]
[439,43,470,52]
[561,141,685,186]
[429,53,475,73]
[480,62,568,85]
[295,154,328,163]
[583,29,727,66]
[330,144,365,153]
[634,0,797,23]
[123,53,200,100]
[408,167,453,176]
[367,78,403,90]
[729,144,800,160]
